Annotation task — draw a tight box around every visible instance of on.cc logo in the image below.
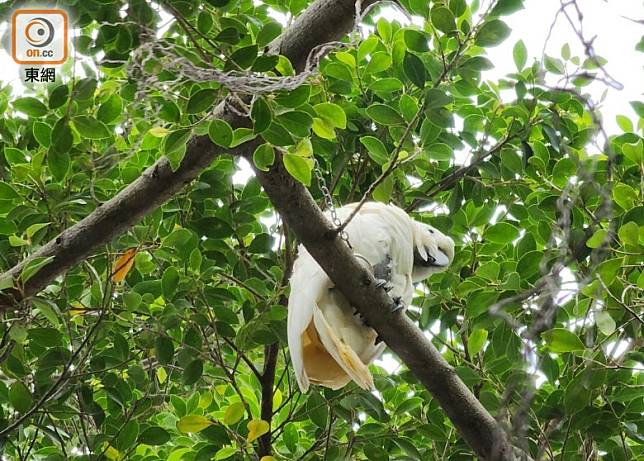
[12,9,68,65]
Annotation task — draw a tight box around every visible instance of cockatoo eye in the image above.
[428,228,434,234]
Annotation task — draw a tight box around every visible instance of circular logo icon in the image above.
[25,17,54,48]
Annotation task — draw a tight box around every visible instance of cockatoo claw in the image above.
[391,296,406,313]
[375,278,394,292]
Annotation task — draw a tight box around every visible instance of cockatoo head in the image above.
[410,221,455,282]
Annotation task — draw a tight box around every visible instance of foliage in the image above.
[0,0,642,460]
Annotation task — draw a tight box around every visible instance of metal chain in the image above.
[313,159,351,247]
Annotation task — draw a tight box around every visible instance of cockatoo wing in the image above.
[287,250,333,392]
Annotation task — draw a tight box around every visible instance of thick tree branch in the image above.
[241,148,520,461]
[0,0,371,309]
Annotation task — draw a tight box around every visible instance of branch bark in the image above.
[240,148,518,461]
[0,0,370,309]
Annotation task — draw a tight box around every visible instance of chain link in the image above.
[313,159,351,247]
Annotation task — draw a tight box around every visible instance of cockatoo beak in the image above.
[414,246,450,268]
[429,247,450,267]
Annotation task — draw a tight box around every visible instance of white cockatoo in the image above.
[288,202,455,392]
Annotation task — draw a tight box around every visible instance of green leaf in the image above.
[468,329,488,356]
[231,128,257,147]
[449,0,466,17]
[97,94,123,123]
[223,402,245,425]
[209,119,234,147]
[49,84,69,109]
[138,426,171,446]
[176,415,213,433]
[182,359,203,385]
[613,183,638,210]
[229,44,258,69]
[48,149,70,181]
[72,116,111,139]
[283,153,313,186]
[197,11,214,34]
[51,118,73,154]
[630,100,644,117]
[275,85,310,108]
[29,327,63,347]
[360,136,388,165]
[586,228,608,248]
[215,447,236,460]
[372,175,393,203]
[485,222,520,244]
[491,0,524,16]
[500,149,523,174]
[617,221,639,246]
[0,181,20,200]
[21,256,54,284]
[597,257,623,282]
[3,147,25,165]
[164,129,192,155]
[564,374,589,415]
[33,122,52,148]
[294,138,313,157]
[427,143,452,161]
[122,292,142,312]
[155,336,175,365]
[476,20,511,47]
[516,250,543,278]
[542,328,585,353]
[13,97,48,117]
[404,30,429,52]
[357,36,378,62]
[366,103,404,125]
[252,97,272,133]
[616,115,634,133]
[595,311,616,336]
[467,290,498,317]
[0,220,17,235]
[276,111,313,137]
[425,88,453,109]
[364,52,392,74]
[162,266,180,299]
[313,103,346,129]
[399,94,418,122]
[403,52,427,88]
[215,27,240,44]
[9,381,33,413]
[257,22,281,47]
[187,89,217,114]
[75,78,97,100]
[431,7,456,34]
[513,39,527,70]
[368,78,404,93]
[312,117,335,139]
[116,421,139,451]
[9,235,30,247]
[253,143,275,171]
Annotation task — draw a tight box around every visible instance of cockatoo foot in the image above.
[391,296,406,313]
[374,278,394,292]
